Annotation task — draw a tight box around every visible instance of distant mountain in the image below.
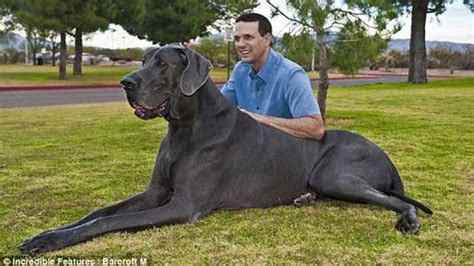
[275,35,473,53]
[388,39,474,52]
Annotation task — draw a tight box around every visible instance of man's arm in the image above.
[241,109,325,140]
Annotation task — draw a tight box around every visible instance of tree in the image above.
[31,1,72,79]
[405,1,447,83]
[3,0,122,75]
[14,8,55,65]
[428,44,453,68]
[458,45,474,70]
[267,0,399,121]
[195,35,229,66]
[45,31,59,66]
[386,49,410,68]
[1,47,21,63]
[66,0,115,75]
[394,0,473,83]
[279,32,314,71]
[1,2,62,66]
[119,0,258,44]
[0,2,9,36]
[25,28,47,65]
[8,18,43,65]
[331,21,387,75]
[1,0,71,78]
[3,0,125,77]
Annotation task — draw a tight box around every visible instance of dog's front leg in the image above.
[61,187,169,229]
[23,186,170,241]
[18,196,194,256]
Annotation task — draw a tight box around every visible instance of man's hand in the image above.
[239,108,325,140]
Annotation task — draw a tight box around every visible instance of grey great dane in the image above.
[19,45,432,255]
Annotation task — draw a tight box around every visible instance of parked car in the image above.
[68,52,95,62]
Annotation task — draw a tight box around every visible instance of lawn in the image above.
[0,78,472,263]
[0,64,328,86]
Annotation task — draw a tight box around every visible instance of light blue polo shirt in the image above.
[221,48,320,119]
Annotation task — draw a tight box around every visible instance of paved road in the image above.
[0,88,126,108]
[0,76,407,108]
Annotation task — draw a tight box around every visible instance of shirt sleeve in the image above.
[284,70,321,118]
[220,74,238,106]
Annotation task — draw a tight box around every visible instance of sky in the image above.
[82,0,474,49]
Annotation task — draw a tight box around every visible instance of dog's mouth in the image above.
[132,99,170,120]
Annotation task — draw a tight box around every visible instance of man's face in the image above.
[234,21,272,70]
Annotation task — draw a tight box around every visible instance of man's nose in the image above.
[236,39,246,48]
[120,76,138,91]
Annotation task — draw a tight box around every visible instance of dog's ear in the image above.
[178,47,213,96]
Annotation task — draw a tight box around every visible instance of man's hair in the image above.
[236,13,272,37]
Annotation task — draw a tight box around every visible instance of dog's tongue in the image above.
[132,100,169,119]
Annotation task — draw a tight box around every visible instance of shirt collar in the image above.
[248,48,276,83]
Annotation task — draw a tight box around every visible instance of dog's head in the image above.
[121,44,212,120]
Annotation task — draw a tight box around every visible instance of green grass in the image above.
[0,65,326,86]
[0,78,473,263]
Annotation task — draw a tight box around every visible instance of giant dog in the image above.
[19,45,432,255]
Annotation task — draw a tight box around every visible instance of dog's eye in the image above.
[157,60,167,68]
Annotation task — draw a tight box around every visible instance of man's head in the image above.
[234,13,273,71]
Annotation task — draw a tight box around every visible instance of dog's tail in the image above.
[384,189,433,215]
[384,158,432,215]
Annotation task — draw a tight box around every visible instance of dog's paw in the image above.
[293,192,317,207]
[395,211,420,234]
[18,231,69,256]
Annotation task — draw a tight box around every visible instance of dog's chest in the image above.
[157,129,194,177]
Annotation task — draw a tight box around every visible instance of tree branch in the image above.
[326,37,366,44]
[330,8,365,17]
[427,0,446,14]
[324,20,344,31]
[330,8,379,30]
[265,0,313,29]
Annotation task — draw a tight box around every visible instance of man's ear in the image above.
[178,47,213,96]
[264,33,273,47]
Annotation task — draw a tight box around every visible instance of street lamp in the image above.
[223,26,234,80]
[24,39,28,64]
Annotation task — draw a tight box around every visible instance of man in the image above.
[221,13,325,140]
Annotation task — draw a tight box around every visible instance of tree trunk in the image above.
[27,35,37,66]
[51,36,57,67]
[59,32,67,80]
[32,48,37,65]
[73,28,82,76]
[408,0,428,83]
[316,28,329,123]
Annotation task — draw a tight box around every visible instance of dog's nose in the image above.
[121,76,137,91]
